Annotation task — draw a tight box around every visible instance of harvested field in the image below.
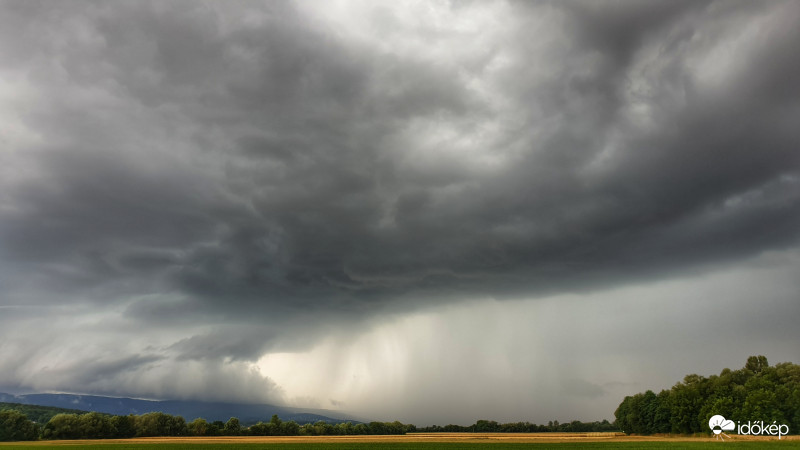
[1,433,799,448]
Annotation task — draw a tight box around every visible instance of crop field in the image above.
[1,433,800,449]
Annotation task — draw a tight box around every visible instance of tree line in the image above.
[615,356,800,435]
[0,405,622,441]
[417,419,617,433]
[0,410,415,441]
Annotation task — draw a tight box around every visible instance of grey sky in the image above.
[0,0,798,424]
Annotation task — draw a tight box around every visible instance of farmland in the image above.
[1,433,799,449]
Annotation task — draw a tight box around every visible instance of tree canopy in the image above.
[615,356,800,435]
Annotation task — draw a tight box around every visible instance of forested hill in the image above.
[615,355,800,435]
[0,402,88,424]
[0,393,354,425]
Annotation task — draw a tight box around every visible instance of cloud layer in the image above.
[1,0,799,421]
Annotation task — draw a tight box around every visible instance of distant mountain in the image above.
[0,392,359,425]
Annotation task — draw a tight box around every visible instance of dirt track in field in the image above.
[4,432,799,445]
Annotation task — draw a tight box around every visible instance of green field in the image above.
[3,443,800,449]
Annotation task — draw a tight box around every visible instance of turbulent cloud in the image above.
[0,0,798,420]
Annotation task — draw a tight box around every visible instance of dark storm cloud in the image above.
[66,354,166,386]
[562,0,709,64]
[0,0,799,402]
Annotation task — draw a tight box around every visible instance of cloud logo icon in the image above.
[709,415,735,439]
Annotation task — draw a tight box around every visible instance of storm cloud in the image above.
[1,0,798,422]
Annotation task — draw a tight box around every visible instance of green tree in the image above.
[741,389,786,424]
[280,420,300,436]
[78,412,113,439]
[475,419,499,432]
[110,415,136,438]
[223,417,241,436]
[42,413,82,440]
[652,390,672,433]
[334,421,353,435]
[0,410,38,441]
[615,395,633,434]
[308,420,334,435]
[209,420,224,435]
[188,418,210,436]
[269,414,282,427]
[668,374,706,433]
[248,421,276,436]
[134,412,187,437]
[745,355,769,374]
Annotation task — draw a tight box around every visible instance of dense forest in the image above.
[615,356,800,435]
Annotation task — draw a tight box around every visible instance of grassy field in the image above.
[1,434,799,449]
